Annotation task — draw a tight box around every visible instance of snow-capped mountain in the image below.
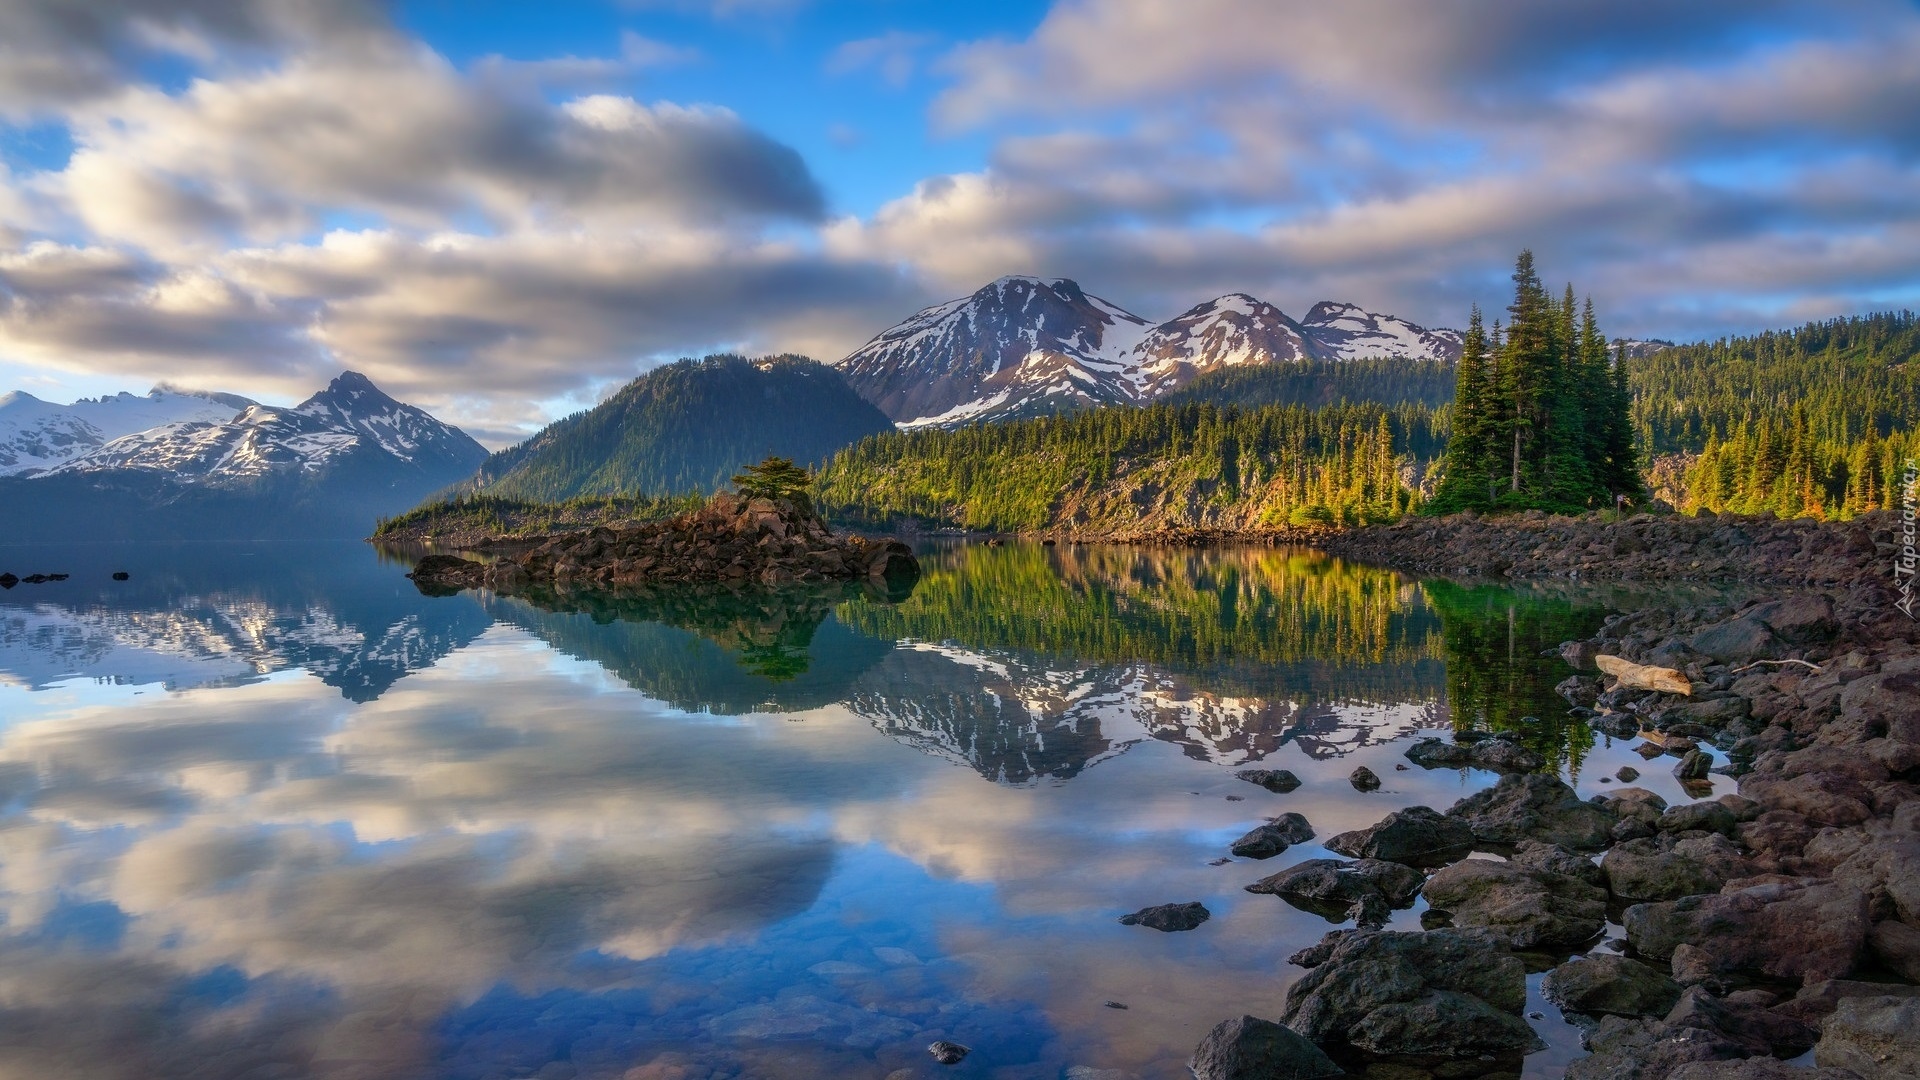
[835,277,1464,427]
[1295,301,1464,362]
[0,387,253,476]
[835,276,1151,428]
[1134,293,1320,397]
[44,371,485,484]
[3,372,488,540]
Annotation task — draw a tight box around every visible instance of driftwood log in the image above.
[1594,654,1693,696]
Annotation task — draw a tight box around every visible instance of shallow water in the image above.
[0,540,1731,1079]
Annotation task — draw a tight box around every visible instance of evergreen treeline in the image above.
[1162,357,1458,411]
[1628,312,1920,517]
[814,399,1446,532]
[1428,252,1638,514]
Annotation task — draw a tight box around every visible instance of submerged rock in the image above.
[1238,769,1302,794]
[1231,813,1315,859]
[1404,735,1545,774]
[928,1040,970,1065]
[1348,766,1382,791]
[1119,901,1210,932]
[1246,858,1424,921]
[1187,1015,1344,1080]
[1325,805,1474,868]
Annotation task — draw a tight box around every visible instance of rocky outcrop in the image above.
[1315,510,1891,587]
[1279,929,1540,1060]
[1403,733,1545,774]
[1444,772,1618,850]
[1324,805,1474,868]
[1624,879,1871,986]
[1543,955,1684,1018]
[1187,1015,1344,1080]
[1419,841,1608,949]
[408,495,919,593]
[1816,996,1920,1079]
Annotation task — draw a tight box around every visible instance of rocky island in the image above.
[406,492,920,595]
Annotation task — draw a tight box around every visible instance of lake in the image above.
[0,540,1730,1079]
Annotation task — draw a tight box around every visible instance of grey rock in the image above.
[1323,805,1474,868]
[1279,928,1541,1058]
[1403,736,1545,774]
[1445,772,1618,850]
[1349,766,1381,791]
[1420,843,1607,949]
[1246,858,1424,921]
[1659,801,1739,836]
[1602,833,1753,902]
[1239,769,1302,794]
[1867,919,1920,982]
[1624,880,1871,985]
[1670,1060,1866,1080]
[1542,955,1683,1017]
[1675,750,1714,781]
[1187,1015,1344,1080]
[1818,996,1920,1079]
[1690,617,1781,665]
[1232,812,1316,858]
[1118,901,1210,932]
[928,1040,970,1065]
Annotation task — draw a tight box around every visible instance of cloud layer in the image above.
[1,0,1917,442]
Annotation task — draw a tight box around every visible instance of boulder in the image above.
[1118,901,1210,932]
[1349,766,1381,791]
[1675,750,1715,781]
[1659,801,1740,836]
[1324,805,1474,868]
[1445,773,1618,850]
[1669,1061,1867,1080]
[1624,879,1871,985]
[1776,979,1920,1023]
[1187,1015,1344,1080]
[1239,769,1302,794]
[1832,838,1920,925]
[1231,813,1315,859]
[1817,996,1920,1079]
[928,1040,970,1065]
[1690,617,1781,665]
[1279,929,1541,1059]
[1246,858,1425,921]
[1602,833,1754,902]
[1542,955,1683,1017]
[1420,842,1608,949]
[1867,919,1920,981]
[1403,736,1545,774]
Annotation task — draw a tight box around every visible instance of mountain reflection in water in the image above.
[0,539,1655,1080]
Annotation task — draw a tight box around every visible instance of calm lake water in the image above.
[0,540,1731,1080]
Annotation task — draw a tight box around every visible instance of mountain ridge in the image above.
[832,276,1466,427]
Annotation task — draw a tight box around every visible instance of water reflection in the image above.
[0,539,1679,1079]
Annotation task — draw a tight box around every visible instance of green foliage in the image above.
[472,354,891,502]
[1428,251,1639,515]
[730,455,814,510]
[1628,311,1920,518]
[1163,357,1459,410]
[372,492,700,538]
[814,400,1446,533]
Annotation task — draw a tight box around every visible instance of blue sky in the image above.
[0,0,1916,443]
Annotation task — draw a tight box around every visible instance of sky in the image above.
[0,0,1917,446]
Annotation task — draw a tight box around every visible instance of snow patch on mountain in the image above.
[0,388,251,476]
[1297,301,1464,362]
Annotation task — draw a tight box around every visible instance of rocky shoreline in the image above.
[1188,508,1919,1080]
[406,494,920,594]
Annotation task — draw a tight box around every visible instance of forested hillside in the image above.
[469,355,892,501]
[815,400,1445,533]
[1629,311,1919,516]
[1163,357,1458,411]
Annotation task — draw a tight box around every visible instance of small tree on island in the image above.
[731,455,814,513]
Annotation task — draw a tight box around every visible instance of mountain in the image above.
[0,387,253,476]
[833,277,1463,427]
[1,372,487,541]
[1295,301,1464,362]
[471,354,892,502]
[1134,294,1319,397]
[834,276,1151,428]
